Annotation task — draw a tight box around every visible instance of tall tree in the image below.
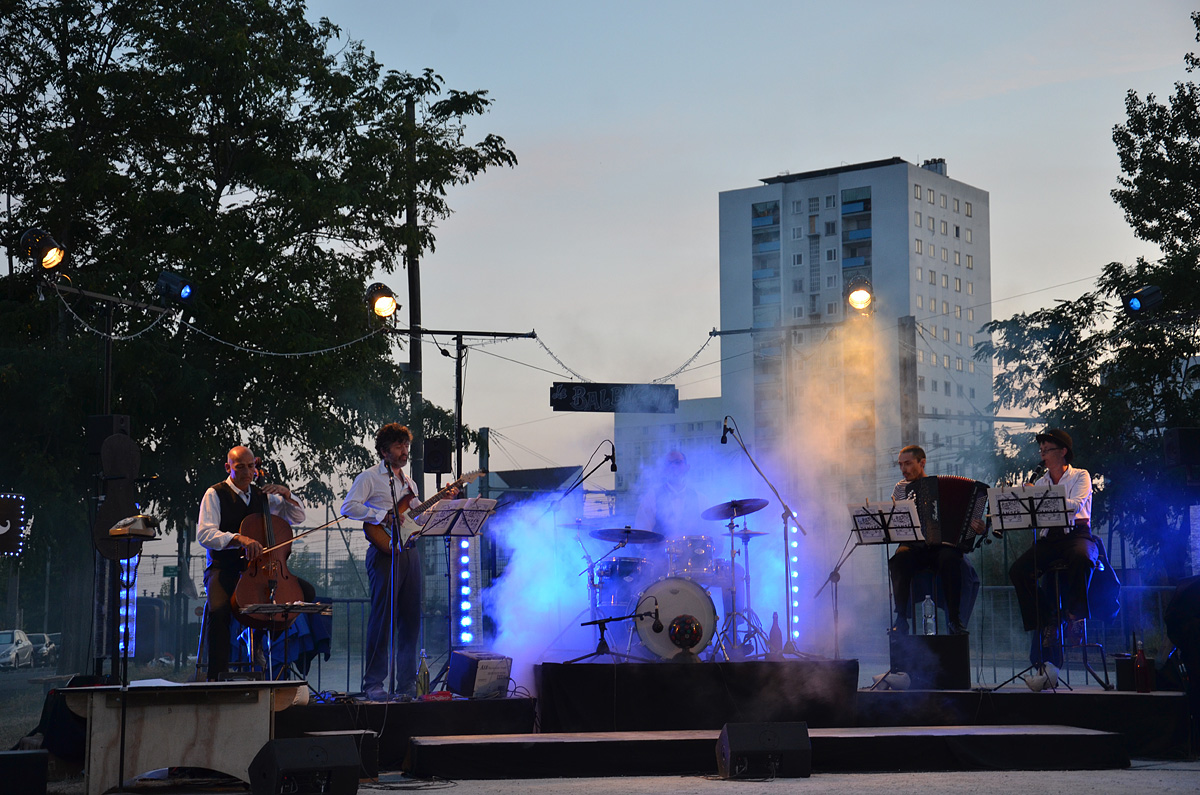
[0,0,513,671]
[977,13,1200,579]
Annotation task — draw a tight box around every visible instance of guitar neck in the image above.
[406,476,466,519]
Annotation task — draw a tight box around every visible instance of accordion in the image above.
[910,475,989,553]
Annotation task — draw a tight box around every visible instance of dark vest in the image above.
[207,481,267,570]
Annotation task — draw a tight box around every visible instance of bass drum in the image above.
[632,577,717,660]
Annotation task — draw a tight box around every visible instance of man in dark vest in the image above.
[196,445,306,680]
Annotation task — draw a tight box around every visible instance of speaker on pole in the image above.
[715,721,811,779]
[248,737,360,795]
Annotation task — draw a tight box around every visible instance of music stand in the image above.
[418,497,496,689]
[986,484,1071,690]
[237,602,333,680]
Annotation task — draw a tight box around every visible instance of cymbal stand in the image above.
[711,515,770,660]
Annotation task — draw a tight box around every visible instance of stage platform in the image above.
[405,724,1131,779]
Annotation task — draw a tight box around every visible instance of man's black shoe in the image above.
[948,619,969,635]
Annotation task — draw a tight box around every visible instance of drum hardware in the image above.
[589,526,665,545]
[564,608,657,664]
[704,506,772,660]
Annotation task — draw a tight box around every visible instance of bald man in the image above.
[196,445,306,680]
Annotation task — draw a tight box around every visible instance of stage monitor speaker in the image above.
[425,437,453,474]
[715,721,811,779]
[0,750,48,795]
[248,736,360,795]
[888,633,970,690]
[1164,427,1200,468]
[447,650,512,698]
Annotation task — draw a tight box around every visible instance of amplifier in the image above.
[447,651,512,698]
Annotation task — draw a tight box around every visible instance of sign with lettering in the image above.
[550,382,678,414]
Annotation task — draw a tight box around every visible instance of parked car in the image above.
[26,633,57,667]
[0,629,33,669]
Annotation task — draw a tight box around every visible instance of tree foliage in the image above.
[0,0,514,663]
[977,14,1200,578]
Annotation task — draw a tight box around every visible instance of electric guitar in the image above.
[363,469,485,553]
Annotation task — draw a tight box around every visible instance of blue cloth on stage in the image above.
[228,597,333,677]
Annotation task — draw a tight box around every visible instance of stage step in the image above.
[405,724,1129,779]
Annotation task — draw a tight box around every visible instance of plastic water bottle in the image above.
[921,595,937,636]
[416,648,430,697]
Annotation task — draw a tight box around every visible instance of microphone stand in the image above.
[722,419,808,655]
[384,468,405,699]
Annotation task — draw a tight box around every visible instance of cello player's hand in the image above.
[234,534,265,561]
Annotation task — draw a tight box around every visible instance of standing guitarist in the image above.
[341,423,455,701]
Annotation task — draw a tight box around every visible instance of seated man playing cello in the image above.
[196,445,308,680]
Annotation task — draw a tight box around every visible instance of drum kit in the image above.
[569,496,773,662]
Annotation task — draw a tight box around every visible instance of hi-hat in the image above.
[590,526,665,544]
[701,498,768,521]
[724,530,768,539]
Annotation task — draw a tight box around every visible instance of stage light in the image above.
[19,228,65,274]
[1123,285,1163,316]
[846,276,873,312]
[156,270,195,307]
[365,282,398,318]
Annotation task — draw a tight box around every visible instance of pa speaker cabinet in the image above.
[447,650,512,698]
[889,632,970,689]
[248,736,360,795]
[716,722,811,779]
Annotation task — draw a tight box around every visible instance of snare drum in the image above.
[665,535,717,580]
[631,577,717,659]
[595,556,652,608]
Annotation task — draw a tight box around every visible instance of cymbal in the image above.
[723,530,768,539]
[701,498,769,521]
[589,526,665,544]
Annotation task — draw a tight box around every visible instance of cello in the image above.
[230,460,305,632]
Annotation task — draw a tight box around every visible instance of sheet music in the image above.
[421,497,498,537]
[986,484,1071,531]
[847,500,923,544]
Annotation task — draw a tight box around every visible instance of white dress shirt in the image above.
[196,477,307,550]
[341,460,419,524]
[1034,464,1092,536]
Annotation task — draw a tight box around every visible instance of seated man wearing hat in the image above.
[1008,428,1099,663]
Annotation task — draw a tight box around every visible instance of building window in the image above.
[954,198,960,213]
[940,194,947,208]
[826,275,836,288]
[914,211,922,227]
[940,220,948,235]
[827,302,837,315]
[916,295,924,309]
[954,305,962,318]
[914,184,922,199]
[969,387,976,399]
[791,200,804,214]
[968,361,976,374]
[927,188,935,204]
[793,253,803,266]
[942,301,949,315]
[915,239,923,255]
[917,350,924,363]
[967,308,974,321]
[942,327,949,341]
[930,324,937,337]
[966,254,973,269]
[941,247,948,262]
[967,281,973,295]
[809,197,820,212]
[825,248,837,261]
[956,358,963,371]
[943,354,950,368]
[944,381,951,395]
[792,278,804,292]
[965,202,973,217]
[968,334,974,347]
[918,376,926,391]
[824,221,836,236]
[954,251,961,266]
[792,306,805,319]
[954,277,961,292]
[916,266,923,281]
[792,227,805,239]
[954,225,960,238]
[928,216,934,231]
[929,270,936,284]
[792,329,805,345]
[956,330,962,344]
[941,274,948,288]
[957,384,964,397]
[928,242,935,258]
[825,195,836,208]
[965,229,973,243]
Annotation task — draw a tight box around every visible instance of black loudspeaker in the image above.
[0,750,48,795]
[716,722,811,779]
[1164,427,1200,468]
[888,633,970,689]
[425,437,452,474]
[86,414,131,455]
[248,737,360,795]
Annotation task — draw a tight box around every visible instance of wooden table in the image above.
[65,679,304,795]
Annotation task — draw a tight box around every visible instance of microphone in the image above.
[609,441,617,473]
[720,417,730,445]
[1030,463,1047,483]
[652,605,663,634]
